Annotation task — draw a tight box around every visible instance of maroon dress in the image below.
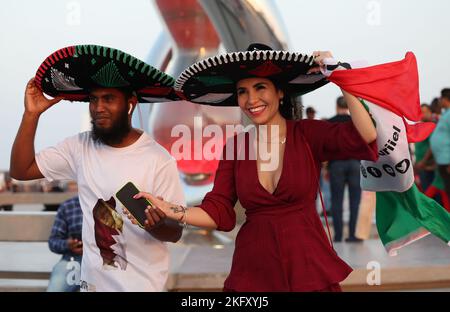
[199,119,378,291]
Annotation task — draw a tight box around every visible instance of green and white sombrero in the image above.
[35,45,180,103]
[174,43,329,106]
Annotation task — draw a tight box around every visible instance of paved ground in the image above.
[1,231,449,291]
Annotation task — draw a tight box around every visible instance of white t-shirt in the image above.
[36,131,185,292]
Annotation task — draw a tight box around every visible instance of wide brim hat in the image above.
[35,45,179,103]
[174,43,329,106]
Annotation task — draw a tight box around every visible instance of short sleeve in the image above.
[152,158,186,207]
[35,135,79,182]
[299,119,378,162]
[198,142,238,232]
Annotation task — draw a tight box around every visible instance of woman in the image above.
[125,44,378,291]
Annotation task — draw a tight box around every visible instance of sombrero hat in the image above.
[35,44,179,103]
[174,43,329,106]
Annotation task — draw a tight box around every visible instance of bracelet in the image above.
[182,207,188,230]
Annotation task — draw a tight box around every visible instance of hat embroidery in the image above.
[50,67,82,91]
[138,86,172,96]
[195,75,233,87]
[247,60,282,77]
[191,93,233,104]
[91,61,130,88]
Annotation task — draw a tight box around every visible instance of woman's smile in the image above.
[247,104,267,116]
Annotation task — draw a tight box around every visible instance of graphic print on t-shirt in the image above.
[93,197,127,270]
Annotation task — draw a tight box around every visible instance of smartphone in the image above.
[116,182,154,228]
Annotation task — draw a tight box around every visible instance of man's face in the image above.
[89,88,131,145]
[441,97,450,109]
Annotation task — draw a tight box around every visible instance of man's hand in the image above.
[143,205,168,231]
[123,195,183,243]
[67,238,83,255]
[24,78,62,116]
[122,196,171,231]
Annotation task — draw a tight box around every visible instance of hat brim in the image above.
[175,50,329,106]
[35,45,180,103]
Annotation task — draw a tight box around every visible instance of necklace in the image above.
[254,122,287,144]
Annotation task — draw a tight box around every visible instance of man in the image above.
[430,88,450,202]
[328,96,363,243]
[10,45,185,291]
[47,196,82,292]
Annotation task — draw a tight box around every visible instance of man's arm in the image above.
[48,205,70,254]
[10,79,61,180]
[49,202,83,255]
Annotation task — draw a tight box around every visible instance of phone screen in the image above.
[116,182,153,228]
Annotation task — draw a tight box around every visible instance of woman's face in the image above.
[236,77,284,125]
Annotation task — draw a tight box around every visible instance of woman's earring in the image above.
[280,99,284,106]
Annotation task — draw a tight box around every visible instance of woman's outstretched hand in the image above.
[122,193,176,231]
[122,193,185,242]
[307,51,334,74]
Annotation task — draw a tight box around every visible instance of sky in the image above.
[1,0,450,170]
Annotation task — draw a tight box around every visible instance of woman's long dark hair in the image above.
[278,93,303,121]
[271,79,303,121]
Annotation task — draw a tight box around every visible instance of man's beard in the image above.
[91,110,131,146]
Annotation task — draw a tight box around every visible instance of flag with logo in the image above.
[325,53,450,255]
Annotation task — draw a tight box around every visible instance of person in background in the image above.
[430,97,441,121]
[305,106,317,120]
[328,96,363,243]
[430,88,450,203]
[47,196,82,292]
[414,104,436,192]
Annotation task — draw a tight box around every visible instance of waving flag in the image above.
[325,53,450,255]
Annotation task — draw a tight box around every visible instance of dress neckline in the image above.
[253,120,293,197]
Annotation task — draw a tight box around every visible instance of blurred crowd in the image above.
[0,173,77,211]
[307,88,450,241]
